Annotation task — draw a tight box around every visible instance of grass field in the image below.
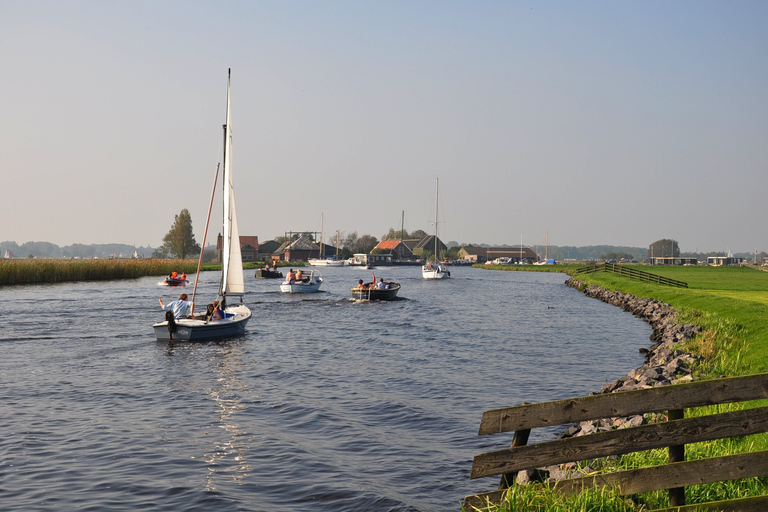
[467,263,768,511]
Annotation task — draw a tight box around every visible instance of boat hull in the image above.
[280,281,322,293]
[153,305,251,341]
[163,278,188,286]
[255,269,283,279]
[351,282,400,300]
[422,265,451,279]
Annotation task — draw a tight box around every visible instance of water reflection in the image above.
[204,342,254,489]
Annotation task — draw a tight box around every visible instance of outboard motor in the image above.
[165,310,177,340]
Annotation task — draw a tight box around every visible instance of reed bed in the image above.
[0,259,198,285]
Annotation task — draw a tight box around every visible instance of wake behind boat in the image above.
[153,70,251,341]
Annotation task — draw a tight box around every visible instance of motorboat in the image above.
[280,269,323,293]
[351,280,401,301]
[255,268,283,279]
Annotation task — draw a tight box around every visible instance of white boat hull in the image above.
[422,265,451,279]
[280,281,322,293]
[308,258,344,267]
[153,305,251,341]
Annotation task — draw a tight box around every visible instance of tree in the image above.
[648,239,679,258]
[162,209,200,259]
[410,229,428,240]
[356,234,379,254]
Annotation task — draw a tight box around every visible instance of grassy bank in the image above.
[467,264,768,511]
[0,258,199,285]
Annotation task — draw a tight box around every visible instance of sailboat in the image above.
[421,178,451,279]
[153,69,252,341]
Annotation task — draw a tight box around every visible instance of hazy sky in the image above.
[2,1,766,253]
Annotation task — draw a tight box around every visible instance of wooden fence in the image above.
[575,263,688,288]
[464,373,768,511]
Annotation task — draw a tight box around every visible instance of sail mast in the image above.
[434,178,439,261]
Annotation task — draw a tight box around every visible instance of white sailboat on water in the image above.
[421,177,451,279]
[153,69,252,341]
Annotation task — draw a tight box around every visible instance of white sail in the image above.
[221,70,245,297]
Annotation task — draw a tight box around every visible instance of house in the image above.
[458,246,488,262]
[273,235,320,262]
[371,239,414,260]
[486,246,538,263]
[650,257,698,265]
[707,256,743,266]
[352,253,393,265]
[413,235,447,259]
[217,234,258,262]
[458,245,538,263]
[257,240,281,261]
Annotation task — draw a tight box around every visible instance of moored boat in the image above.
[351,280,401,301]
[422,177,451,279]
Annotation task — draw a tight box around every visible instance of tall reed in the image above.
[0,259,198,285]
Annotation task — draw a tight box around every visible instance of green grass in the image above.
[468,263,768,511]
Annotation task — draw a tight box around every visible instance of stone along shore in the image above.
[513,278,705,485]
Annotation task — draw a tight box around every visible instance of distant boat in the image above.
[153,70,251,341]
[162,275,188,286]
[280,269,323,293]
[351,280,401,301]
[255,268,283,279]
[308,257,345,267]
[422,178,451,279]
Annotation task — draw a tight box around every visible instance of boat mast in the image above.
[434,178,439,262]
[220,69,232,297]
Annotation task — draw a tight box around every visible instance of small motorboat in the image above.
[255,268,283,279]
[351,280,401,301]
[163,275,188,286]
[279,269,323,293]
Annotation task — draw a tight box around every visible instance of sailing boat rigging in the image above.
[421,178,451,279]
[153,69,252,341]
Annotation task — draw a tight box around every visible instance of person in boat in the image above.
[375,278,388,289]
[295,269,303,282]
[211,300,223,320]
[181,273,187,281]
[285,269,296,283]
[357,279,365,289]
[171,271,178,278]
[159,293,193,319]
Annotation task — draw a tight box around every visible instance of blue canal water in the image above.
[0,266,652,511]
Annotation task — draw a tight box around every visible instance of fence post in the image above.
[668,408,686,506]
[498,428,531,489]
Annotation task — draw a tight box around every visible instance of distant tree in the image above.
[274,235,290,245]
[356,234,379,254]
[601,252,635,261]
[342,231,359,252]
[648,239,679,258]
[381,227,410,241]
[162,209,200,259]
[410,229,428,240]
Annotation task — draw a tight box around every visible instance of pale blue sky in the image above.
[2,1,766,253]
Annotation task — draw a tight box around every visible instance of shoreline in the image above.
[512,277,706,485]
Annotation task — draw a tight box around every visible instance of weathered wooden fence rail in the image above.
[464,373,768,511]
[575,263,688,288]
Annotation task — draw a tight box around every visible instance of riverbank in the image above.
[0,258,199,285]
[472,264,768,510]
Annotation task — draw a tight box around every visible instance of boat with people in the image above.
[255,267,283,279]
[153,70,251,341]
[351,279,401,301]
[279,268,323,293]
[162,272,188,286]
[422,177,451,279]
